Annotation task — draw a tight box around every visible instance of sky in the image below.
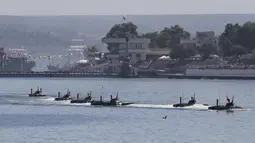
[0,0,254,15]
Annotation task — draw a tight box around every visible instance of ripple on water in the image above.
[0,78,255,143]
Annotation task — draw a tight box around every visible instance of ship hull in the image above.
[70,99,89,103]
[55,97,73,101]
[90,100,133,106]
[208,105,243,110]
[173,103,195,107]
[28,94,46,97]
[0,59,35,72]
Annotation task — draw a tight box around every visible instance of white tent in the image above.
[76,59,89,64]
[158,55,170,60]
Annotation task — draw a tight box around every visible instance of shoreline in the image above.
[0,72,255,80]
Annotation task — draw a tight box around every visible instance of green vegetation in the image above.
[88,45,98,52]
[105,22,138,53]
[104,21,255,60]
[219,22,255,57]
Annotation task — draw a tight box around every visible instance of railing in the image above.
[0,71,118,77]
[186,65,255,70]
[138,60,152,69]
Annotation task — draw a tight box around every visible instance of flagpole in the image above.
[122,15,127,23]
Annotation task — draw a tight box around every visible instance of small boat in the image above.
[28,87,46,97]
[91,92,133,106]
[55,91,73,101]
[208,96,243,110]
[70,92,92,103]
[173,94,197,107]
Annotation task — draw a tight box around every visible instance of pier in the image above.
[0,71,255,80]
[0,72,118,78]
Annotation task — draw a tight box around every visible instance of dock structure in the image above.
[0,71,255,80]
[0,72,118,78]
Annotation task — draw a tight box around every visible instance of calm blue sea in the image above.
[0,78,254,143]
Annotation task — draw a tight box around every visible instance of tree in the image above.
[155,30,171,48]
[88,45,98,52]
[170,44,196,60]
[167,25,190,46]
[156,25,190,48]
[142,25,190,49]
[235,22,255,52]
[104,22,139,53]
[230,45,248,56]
[220,22,255,56]
[140,32,158,48]
[222,23,240,44]
[219,35,233,57]
[185,46,197,58]
[106,22,138,38]
[198,44,217,59]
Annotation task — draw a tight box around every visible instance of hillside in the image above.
[0,14,255,53]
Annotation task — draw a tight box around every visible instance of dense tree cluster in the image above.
[219,22,255,57]
[105,22,138,53]
[140,25,190,49]
[105,21,255,60]
[88,45,98,52]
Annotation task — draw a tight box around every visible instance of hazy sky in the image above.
[0,0,254,15]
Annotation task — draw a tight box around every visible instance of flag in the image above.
[226,96,230,103]
[122,15,127,21]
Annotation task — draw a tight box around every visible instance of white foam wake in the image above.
[41,97,55,101]
[38,98,211,111]
[65,102,92,106]
[126,103,209,110]
[222,108,250,112]
[39,97,91,106]
[28,97,252,112]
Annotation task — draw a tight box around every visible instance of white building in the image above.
[103,37,167,65]
[102,37,170,65]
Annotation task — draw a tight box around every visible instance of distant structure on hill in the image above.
[180,31,218,51]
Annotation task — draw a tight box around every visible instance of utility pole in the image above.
[1,55,4,71]
[125,36,129,57]
[215,35,219,53]
[21,58,24,72]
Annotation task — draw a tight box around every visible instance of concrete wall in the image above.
[186,69,255,77]
[102,38,150,44]
[118,43,149,50]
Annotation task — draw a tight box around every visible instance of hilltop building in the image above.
[180,31,218,50]
[102,37,170,65]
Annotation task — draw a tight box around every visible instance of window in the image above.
[136,43,142,49]
[128,43,132,49]
[136,54,141,59]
